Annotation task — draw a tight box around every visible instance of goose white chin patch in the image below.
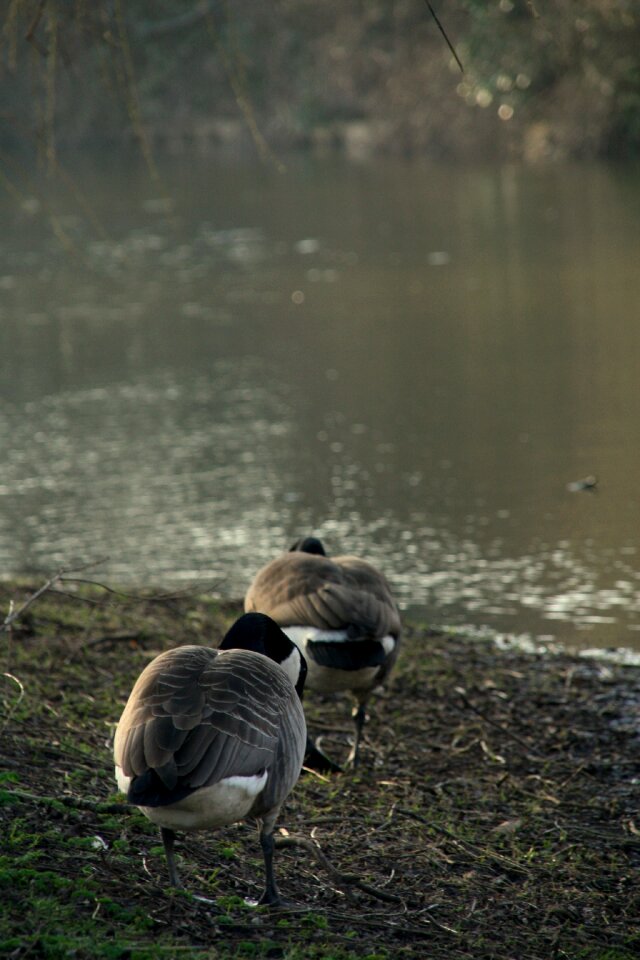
[284,626,349,649]
[285,626,395,654]
[278,644,304,688]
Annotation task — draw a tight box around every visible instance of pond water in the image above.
[1,153,640,656]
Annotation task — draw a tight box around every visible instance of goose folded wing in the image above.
[115,648,291,794]
[334,557,401,631]
[246,554,401,639]
[245,554,345,627]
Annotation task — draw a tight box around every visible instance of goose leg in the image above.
[257,825,282,906]
[161,827,182,888]
[346,700,368,768]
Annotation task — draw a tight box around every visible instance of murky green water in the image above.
[2,154,640,655]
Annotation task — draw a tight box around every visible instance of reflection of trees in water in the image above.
[2,2,640,163]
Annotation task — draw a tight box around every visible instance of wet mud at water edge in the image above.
[1,584,638,959]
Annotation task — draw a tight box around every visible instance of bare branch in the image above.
[2,570,65,634]
[57,576,224,604]
[0,559,108,634]
[454,685,544,758]
[396,807,529,875]
[275,833,403,905]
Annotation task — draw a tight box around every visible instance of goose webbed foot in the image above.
[303,735,343,774]
[344,702,368,768]
[256,888,286,907]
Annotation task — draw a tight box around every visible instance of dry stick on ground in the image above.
[1,566,225,634]
[395,807,529,875]
[1,570,66,635]
[0,673,24,735]
[454,685,544,758]
[58,576,225,604]
[0,560,110,635]
[323,908,459,939]
[276,834,416,908]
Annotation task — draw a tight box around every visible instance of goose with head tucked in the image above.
[244,536,401,770]
[113,612,306,905]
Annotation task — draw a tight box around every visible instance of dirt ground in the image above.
[1,581,638,959]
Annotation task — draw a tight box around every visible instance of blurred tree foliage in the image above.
[1,0,639,161]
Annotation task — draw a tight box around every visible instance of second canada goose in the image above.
[244,536,401,770]
[113,612,307,905]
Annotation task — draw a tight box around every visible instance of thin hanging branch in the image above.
[424,0,464,73]
[204,7,285,172]
[113,0,162,187]
[24,0,48,56]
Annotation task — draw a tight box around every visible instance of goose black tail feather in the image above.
[307,637,389,671]
[128,769,194,808]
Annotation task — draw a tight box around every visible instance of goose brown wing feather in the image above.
[125,725,150,780]
[245,554,342,625]
[264,593,337,631]
[255,687,306,816]
[114,646,297,792]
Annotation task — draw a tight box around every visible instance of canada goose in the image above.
[113,612,307,905]
[244,536,401,770]
[567,474,598,493]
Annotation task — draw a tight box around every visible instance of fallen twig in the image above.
[325,907,459,938]
[0,673,25,734]
[58,575,227,607]
[396,807,529,875]
[274,833,405,904]
[2,571,65,634]
[454,685,544,758]
[1,560,108,634]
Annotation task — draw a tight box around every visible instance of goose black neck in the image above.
[289,536,326,556]
[220,613,307,697]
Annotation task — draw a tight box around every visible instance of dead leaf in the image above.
[492,818,522,835]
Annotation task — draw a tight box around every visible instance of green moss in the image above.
[219,844,238,860]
